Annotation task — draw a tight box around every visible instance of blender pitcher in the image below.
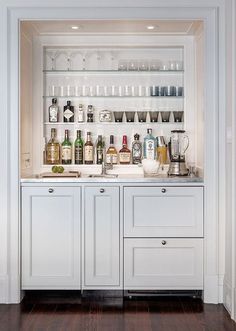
[168,130,189,176]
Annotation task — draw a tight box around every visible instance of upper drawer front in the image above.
[124,186,203,237]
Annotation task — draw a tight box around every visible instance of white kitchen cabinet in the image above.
[124,238,203,289]
[84,186,120,287]
[21,186,81,289]
[124,186,203,237]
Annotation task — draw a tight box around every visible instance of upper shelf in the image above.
[43,69,184,75]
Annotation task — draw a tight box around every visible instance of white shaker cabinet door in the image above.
[84,186,120,287]
[124,186,203,237]
[22,186,81,289]
[124,238,203,289]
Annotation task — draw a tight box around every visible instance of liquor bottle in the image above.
[74,130,83,164]
[63,100,74,122]
[106,135,118,165]
[119,135,131,165]
[84,132,94,164]
[49,98,59,122]
[46,128,60,164]
[61,129,72,164]
[77,104,84,123]
[132,133,142,164]
[96,135,104,164]
[143,128,157,160]
[87,105,94,122]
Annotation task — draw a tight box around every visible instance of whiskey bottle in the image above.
[119,135,131,165]
[74,130,83,164]
[61,129,72,164]
[87,105,94,123]
[143,128,157,160]
[132,133,142,164]
[63,100,74,122]
[84,132,94,164]
[46,128,60,164]
[77,104,84,123]
[96,135,103,164]
[49,98,59,122]
[106,135,118,165]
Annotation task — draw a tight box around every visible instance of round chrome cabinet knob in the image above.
[161,188,166,193]
[161,240,167,245]
[48,188,54,193]
[100,188,105,193]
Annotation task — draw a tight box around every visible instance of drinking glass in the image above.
[173,111,184,122]
[160,111,171,122]
[169,60,176,71]
[137,111,148,122]
[139,60,149,71]
[118,60,128,71]
[128,60,138,71]
[125,111,136,122]
[176,61,183,71]
[149,60,161,71]
[149,111,159,122]
[114,111,124,122]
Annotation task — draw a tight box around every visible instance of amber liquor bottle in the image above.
[119,135,131,165]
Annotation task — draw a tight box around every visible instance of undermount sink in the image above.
[88,174,119,178]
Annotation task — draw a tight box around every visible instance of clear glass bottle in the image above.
[74,130,83,164]
[49,98,59,122]
[84,132,94,164]
[46,128,60,164]
[106,135,118,165]
[132,133,142,164]
[63,100,74,122]
[61,129,72,164]
[77,104,84,123]
[143,128,157,160]
[119,135,131,165]
[96,135,103,164]
[87,105,94,123]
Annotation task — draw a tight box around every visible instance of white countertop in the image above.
[21,174,204,185]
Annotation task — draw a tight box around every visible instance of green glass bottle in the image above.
[96,135,103,164]
[61,129,72,164]
[74,130,84,164]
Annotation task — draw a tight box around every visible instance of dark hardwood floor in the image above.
[0,292,236,331]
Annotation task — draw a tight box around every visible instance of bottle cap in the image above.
[147,128,152,134]
[122,135,127,145]
[67,100,71,106]
[134,133,140,140]
[98,135,102,141]
[52,98,57,103]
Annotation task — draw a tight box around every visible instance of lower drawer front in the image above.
[124,238,203,289]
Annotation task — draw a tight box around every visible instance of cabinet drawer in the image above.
[124,238,203,289]
[124,186,203,237]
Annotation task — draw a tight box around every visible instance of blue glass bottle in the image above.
[143,128,157,159]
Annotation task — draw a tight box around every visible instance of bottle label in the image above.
[132,143,142,158]
[85,146,93,161]
[75,146,83,162]
[145,139,155,159]
[78,112,84,122]
[62,146,72,161]
[64,109,74,121]
[49,107,58,122]
[97,148,103,163]
[106,154,118,164]
[119,152,131,163]
[47,145,60,163]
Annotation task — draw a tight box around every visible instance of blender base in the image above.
[168,162,189,176]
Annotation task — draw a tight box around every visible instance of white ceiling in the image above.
[21,20,202,36]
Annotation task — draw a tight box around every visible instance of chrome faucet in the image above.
[101,148,113,175]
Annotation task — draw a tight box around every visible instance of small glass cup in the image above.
[149,60,161,71]
[114,111,124,122]
[125,111,136,122]
[169,60,176,71]
[137,111,148,122]
[176,61,183,71]
[118,60,128,71]
[164,86,175,96]
[128,60,138,71]
[175,86,184,97]
[160,111,171,122]
[124,85,132,97]
[173,111,184,122]
[139,60,149,71]
[149,111,159,122]
[138,85,145,97]
[75,86,82,97]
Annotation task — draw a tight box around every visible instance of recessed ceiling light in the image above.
[71,26,79,30]
[147,25,155,30]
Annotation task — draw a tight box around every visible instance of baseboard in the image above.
[204,275,219,303]
[0,275,9,303]
[223,278,232,315]
[218,274,224,303]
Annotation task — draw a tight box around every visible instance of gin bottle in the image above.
[143,128,157,160]
[132,133,142,164]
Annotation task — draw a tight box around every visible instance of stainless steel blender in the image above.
[168,130,189,176]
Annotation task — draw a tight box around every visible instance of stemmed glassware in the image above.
[46,50,59,71]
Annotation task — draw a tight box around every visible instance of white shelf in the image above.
[44,122,184,125]
[43,69,184,75]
